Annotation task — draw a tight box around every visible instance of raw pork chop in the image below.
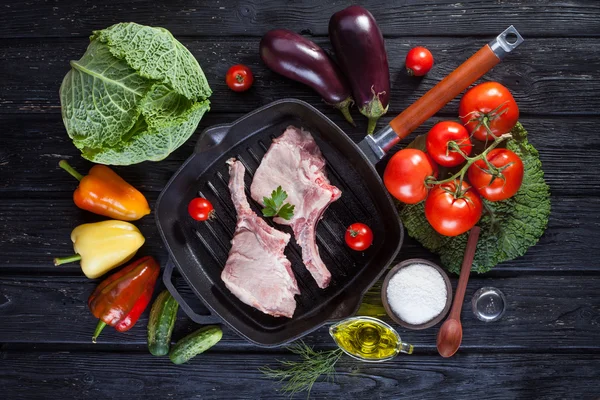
[250,126,341,289]
[221,158,299,318]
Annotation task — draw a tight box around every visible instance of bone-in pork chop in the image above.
[221,158,299,318]
[250,126,342,288]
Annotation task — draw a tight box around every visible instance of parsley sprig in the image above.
[262,186,295,220]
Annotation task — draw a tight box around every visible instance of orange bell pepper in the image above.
[59,160,150,221]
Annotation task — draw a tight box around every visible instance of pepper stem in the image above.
[59,160,84,181]
[53,254,82,266]
[92,321,107,344]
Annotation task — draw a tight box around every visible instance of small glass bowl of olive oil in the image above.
[329,316,414,362]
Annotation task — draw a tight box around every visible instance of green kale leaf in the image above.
[400,122,551,274]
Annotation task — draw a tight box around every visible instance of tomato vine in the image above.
[426,132,512,193]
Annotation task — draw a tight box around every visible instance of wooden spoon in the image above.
[436,226,481,358]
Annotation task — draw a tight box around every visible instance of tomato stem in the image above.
[463,102,509,136]
[457,168,467,191]
[430,133,512,186]
[447,140,470,160]
[207,209,217,220]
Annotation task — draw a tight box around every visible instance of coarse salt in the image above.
[386,263,447,325]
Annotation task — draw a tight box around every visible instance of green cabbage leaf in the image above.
[400,123,551,274]
[59,23,211,165]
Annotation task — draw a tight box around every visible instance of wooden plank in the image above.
[0,274,598,350]
[1,109,597,273]
[0,1,597,398]
[1,37,599,116]
[0,193,597,273]
[0,349,598,399]
[1,0,599,39]
[1,113,597,197]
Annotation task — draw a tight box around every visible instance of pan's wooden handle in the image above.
[389,45,500,140]
[348,27,521,161]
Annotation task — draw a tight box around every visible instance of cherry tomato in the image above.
[345,223,374,251]
[467,148,524,201]
[459,82,519,141]
[188,198,214,221]
[405,47,434,76]
[425,180,482,237]
[225,64,254,92]
[384,149,438,204]
[426,121,473,167]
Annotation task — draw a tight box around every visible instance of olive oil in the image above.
[329,317,410,361]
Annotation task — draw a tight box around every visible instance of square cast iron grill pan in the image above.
[156,99,403,347]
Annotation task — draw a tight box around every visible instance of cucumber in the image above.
[169,325,223,365]
[147,290,179,356]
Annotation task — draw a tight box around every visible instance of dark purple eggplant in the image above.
[329,6,390,134]
[260,29,354,125]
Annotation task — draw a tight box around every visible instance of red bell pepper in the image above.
[88,256,160,343]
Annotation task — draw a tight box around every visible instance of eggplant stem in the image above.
[332,97,355,126]
[367,117,379,135]
[53,254,82,266]
[361,93,388,135]
[339,105,355,126]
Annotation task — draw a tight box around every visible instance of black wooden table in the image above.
[2,1,600,399]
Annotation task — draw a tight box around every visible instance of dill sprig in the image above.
[260,341,344,398]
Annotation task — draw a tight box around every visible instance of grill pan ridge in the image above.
[156,99,403,346]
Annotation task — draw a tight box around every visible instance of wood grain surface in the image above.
[1,1,600,399]
[2,37,599,116]
[1,0,599,38]
[1,274,598,351]
[1,350,599,400]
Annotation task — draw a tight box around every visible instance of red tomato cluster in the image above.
[468,148,524,202]
[383,149,437,204]
[459,82,519,141]
[425,180,482,237]
[426,121,472,167]
[384,82,524,237]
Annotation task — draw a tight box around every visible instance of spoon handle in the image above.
[448,226,481,320]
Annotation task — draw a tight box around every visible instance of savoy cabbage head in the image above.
[59,23,211,165]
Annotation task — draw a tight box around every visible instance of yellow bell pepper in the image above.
[53,220,145,279]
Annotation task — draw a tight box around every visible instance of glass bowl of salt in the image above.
[381,259,453,330]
